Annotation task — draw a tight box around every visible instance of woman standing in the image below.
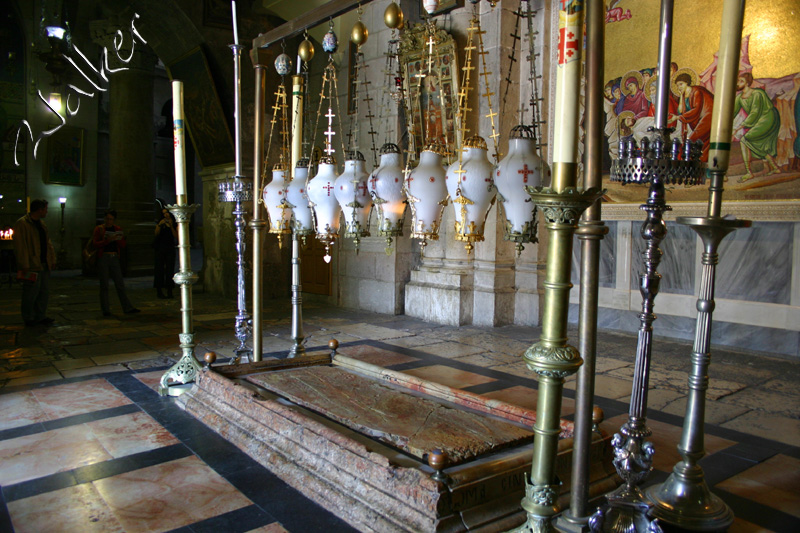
[153,208,178,298]
[93,209,139,316]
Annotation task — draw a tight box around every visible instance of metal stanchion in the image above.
[561,0,608,528]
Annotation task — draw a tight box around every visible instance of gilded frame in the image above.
[399,23,460,158]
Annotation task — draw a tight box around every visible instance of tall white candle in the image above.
[172,80,187,201]
[231,0,239,46]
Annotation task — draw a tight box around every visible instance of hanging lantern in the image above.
[287,158,314,240]
[263,160,293,246]
[406,142,448,252]
[422,0,440,16]
[445,135,496,254]
[495,125,549,256]
[335,150,372,252]
[369,143,406,254]
[306,156,341,262]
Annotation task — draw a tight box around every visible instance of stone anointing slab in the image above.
[246,366,534,464]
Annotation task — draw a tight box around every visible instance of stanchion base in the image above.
[558,512,590,532]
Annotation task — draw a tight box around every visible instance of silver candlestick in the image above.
[590,0,704,530]
[647,0,751,528]
[220,41,253,364]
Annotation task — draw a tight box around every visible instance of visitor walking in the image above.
[153,208,177,298]
[92,209,140,316]
[12,199,56,326]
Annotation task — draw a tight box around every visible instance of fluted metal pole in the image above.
[562,0,607,528]
[250,54,267,362]
[647,0,750,529]
[289,74,306,358]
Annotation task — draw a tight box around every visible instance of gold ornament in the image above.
[351,21,368,46]
[384,2,404,30]
[298,39,315,63]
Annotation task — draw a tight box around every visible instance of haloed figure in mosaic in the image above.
[92,209,140,317]
[12,199,57,326]
[734,72,781,181]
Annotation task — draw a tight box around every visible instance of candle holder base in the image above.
[646,470,733,532]
[159,333,202,396]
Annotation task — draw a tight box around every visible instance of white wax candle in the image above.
[172,80,187,199]
[231,0,239,46]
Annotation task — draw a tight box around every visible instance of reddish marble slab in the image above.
[247,366,533,464]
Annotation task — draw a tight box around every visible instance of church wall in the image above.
[4,0,102,271]
[567,219,800,357]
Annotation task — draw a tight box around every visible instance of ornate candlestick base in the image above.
[159,203,201,396]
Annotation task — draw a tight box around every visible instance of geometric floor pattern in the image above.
[1,272,798,531]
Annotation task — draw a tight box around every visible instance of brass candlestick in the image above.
[514,3,604,531]
[647,0,750,529]
[159,202,201,396]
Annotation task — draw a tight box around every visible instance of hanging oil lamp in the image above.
[307,156,340,263]
[445,136,496,254]
[305,21,346,263]
[445,5,501,254]
[262,44,292,248]
[406,142,448,252]
[335,150,372,252]
[369,143,406,254]
[263,158,292,247]
[495,125,547,256]
[287,158,314,241]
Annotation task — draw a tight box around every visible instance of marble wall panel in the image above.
[570,304,800,357]
[716,222,792,305]
[629,221,696,295]
[571,221,618,289]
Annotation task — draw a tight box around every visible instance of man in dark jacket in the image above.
[12,199,57,326]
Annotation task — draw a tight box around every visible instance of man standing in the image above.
[733,72,781,181]
[670,72,715,161]
[12,199,56,326]
[93,209,140,317]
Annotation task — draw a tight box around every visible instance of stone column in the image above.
[404,4,519,327]
[91,20,158,276]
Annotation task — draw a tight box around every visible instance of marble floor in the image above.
[0,271,798,532]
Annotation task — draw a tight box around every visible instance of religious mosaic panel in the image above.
[598,0,800,205]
